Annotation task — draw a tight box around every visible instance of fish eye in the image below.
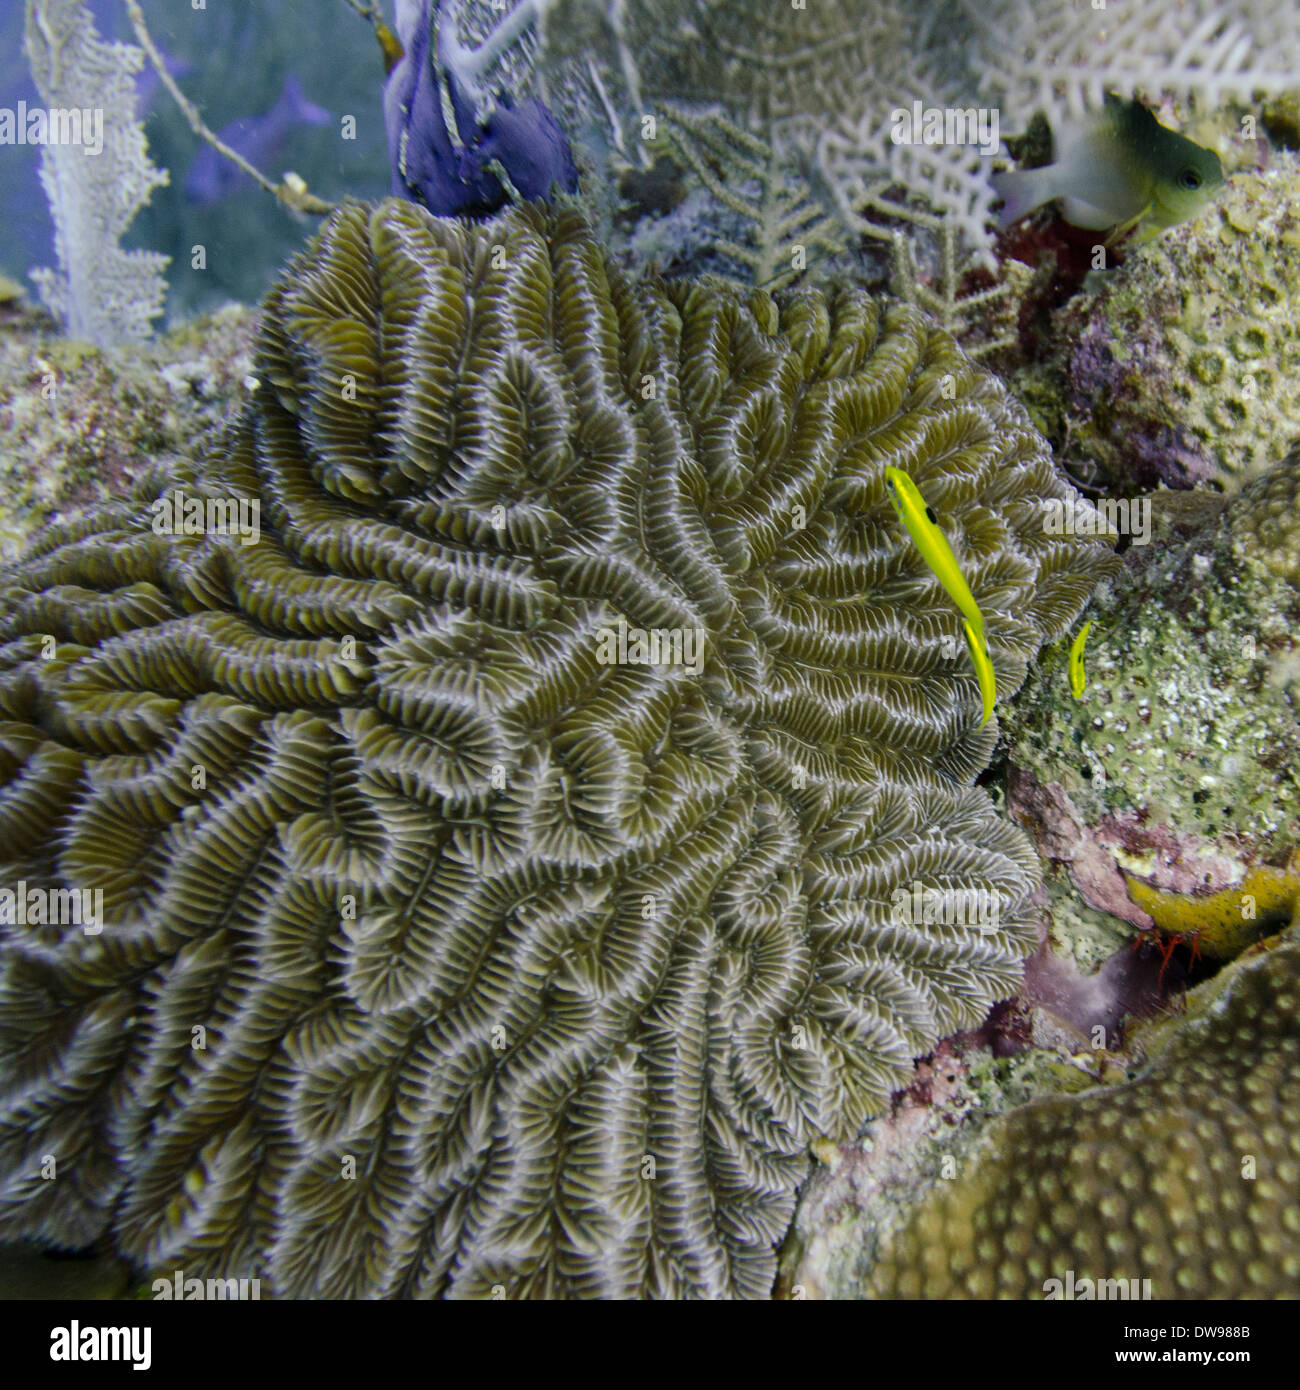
[924,506,938,524]
[1178,167,1203,191]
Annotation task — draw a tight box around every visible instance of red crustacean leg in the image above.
[1185,929,1203,971]
[1151,928,1204,986]
[1155,933,1180,986]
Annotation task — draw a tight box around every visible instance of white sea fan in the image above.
[815,58,1004,275]
[962,0,1300,127]
[25,0,170,347]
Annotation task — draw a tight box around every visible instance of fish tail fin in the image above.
[962,619,997,726]
[282,74,331,126]
[990,166,1056,229]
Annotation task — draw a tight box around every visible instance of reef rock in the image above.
[0,297,255,563]
[812,919,1300,1298]
[1006,446,1300,964]
[1044,157,1300,492]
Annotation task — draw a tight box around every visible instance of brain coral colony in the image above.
[0,196,1111,1298]
[0,0,1298,1309]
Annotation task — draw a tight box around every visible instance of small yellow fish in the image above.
[1069,620,1091,699]
[993,94,1225,244]
[883,466,983,629]
[963,619,996,727]
[884,465,997,724]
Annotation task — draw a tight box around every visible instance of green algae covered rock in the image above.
[833,921,1300,1298]
[0,199,1112,1298]
[1006,452,1300,868]
[0,294,256,562]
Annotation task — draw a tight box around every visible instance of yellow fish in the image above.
[1069,621,1091,699]
[884,465,996,724]
[993,94,1225,245]
[883,466,983,629]
[963,619,997,727]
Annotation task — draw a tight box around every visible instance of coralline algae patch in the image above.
[794,923,1300,1299]
[1005,478,1300,862]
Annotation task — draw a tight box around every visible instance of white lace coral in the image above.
[964,0,1300,129]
